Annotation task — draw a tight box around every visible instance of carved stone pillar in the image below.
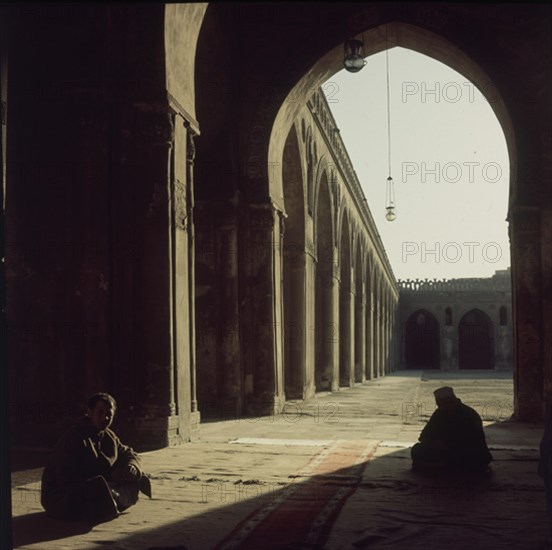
[117,103,179,449]
[511,206,543,420]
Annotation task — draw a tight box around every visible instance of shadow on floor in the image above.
[11,511,92,547]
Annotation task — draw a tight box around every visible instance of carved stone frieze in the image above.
[174,179,188,231]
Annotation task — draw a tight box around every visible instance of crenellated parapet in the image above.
[398,269,511,293]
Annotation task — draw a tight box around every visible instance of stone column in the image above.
[185,125,199,433]
[241,203,285,415]
[347,274,356,388]
[304,243,317,398]
[283,228,308,400]
[330,266,341,391]
[217,197,242,416]
[374,304,381,378]
[365,289,374,380]
[120,104,178,449]
[171,119,197,442]
[511,206,543,420]
[355,283,366,383]
[339,269,353,388]
[383,299,389,374]
[385,303,391,373]
[378,302,384,377]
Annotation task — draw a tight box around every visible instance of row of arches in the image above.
[405,308,495,370]
[280,113,399,401]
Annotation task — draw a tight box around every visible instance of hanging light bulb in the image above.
[385,176,396,221]
[343,39,367,73]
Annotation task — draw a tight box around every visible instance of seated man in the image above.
[41,392,151,523]
[411,386,492,473]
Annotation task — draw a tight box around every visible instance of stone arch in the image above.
[339,209,353,387]
[314,170,335,391]
[459,309,494,370]
[268,20,517,211]
[282,123,307,399]
[198,5,542,419]
[405,309,440,370]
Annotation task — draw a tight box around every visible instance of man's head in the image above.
[433,386,459,414]
[86,393,117,433]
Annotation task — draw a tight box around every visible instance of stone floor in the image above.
[10,370,551,549]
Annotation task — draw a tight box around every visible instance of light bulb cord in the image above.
[385,27,392,179]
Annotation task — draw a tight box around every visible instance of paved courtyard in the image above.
[10,370,550,549]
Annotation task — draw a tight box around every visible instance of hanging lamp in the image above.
[384,28,397,222]
[343,39,367,73]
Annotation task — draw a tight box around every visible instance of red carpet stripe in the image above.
[216,440,379,549]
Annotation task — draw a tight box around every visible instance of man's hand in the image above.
[111,464,140,483]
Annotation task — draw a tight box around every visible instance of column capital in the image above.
[133,102,175,147]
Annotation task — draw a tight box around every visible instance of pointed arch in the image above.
[405,309,440,369]
[459,308,494,370]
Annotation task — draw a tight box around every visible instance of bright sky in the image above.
[323,47,511,281]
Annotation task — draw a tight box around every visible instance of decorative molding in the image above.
[134,106,174,145]
[174,179,188,231]
[186,131,196,164]
[167,92,200,135]
[249,204,276,231]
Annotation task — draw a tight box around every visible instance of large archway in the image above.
[405,309,440,369]
[196,5,547,420]
[459,309,494,370]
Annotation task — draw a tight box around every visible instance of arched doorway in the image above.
[459,309,494,370]
[405,310,440,369]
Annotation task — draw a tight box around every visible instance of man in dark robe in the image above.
[41,392,151,523]
[411,386,492,473]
